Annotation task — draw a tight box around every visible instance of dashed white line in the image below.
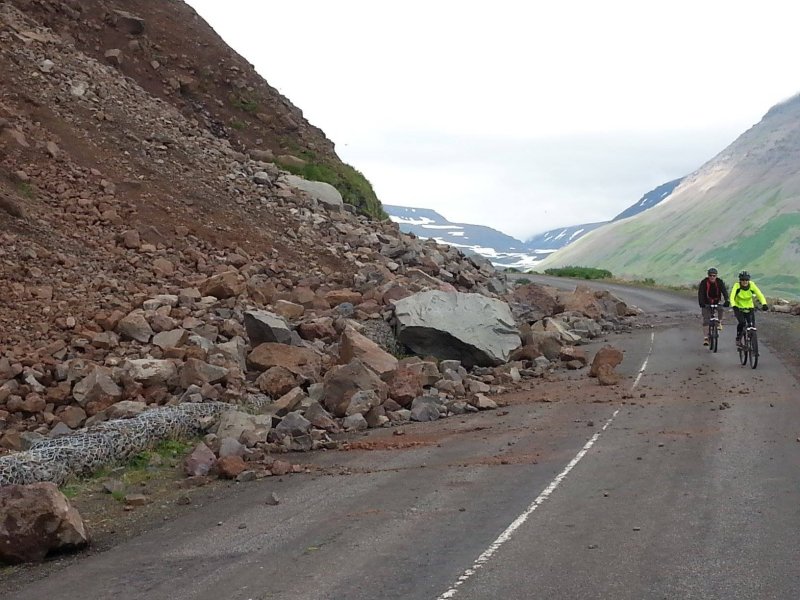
[436,331,656,599]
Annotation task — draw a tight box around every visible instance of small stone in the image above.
[265,492,280,506]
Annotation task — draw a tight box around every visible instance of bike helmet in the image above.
[707,267,718,275]
[738,271,750,280]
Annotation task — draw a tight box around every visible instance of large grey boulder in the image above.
[393,291,521,367]
[285,175,344,210]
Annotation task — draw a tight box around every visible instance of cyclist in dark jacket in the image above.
[698,267,729,346]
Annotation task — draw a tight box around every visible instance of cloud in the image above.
[342,128,739,239]
[185,0,800,239]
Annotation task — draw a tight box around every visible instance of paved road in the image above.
[4,280,800,600]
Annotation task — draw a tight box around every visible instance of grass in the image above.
[58,439,196,501]
[17,181,35,199]
[277,151,388,220]
[544,266,613,280]
[230,119,246,130]
[231,95,260,113]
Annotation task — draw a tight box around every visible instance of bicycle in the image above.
[737,308,758,369]
[707,303,721,353]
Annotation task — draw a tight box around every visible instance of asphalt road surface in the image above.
[4,278,799,600]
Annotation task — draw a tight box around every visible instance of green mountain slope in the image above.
[539,95,800,299]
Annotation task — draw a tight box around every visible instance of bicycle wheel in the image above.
[710,322,718,353]
[749,331,759,369]
[739,333,748,365]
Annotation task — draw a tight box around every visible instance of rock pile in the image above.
[0,3,640,493]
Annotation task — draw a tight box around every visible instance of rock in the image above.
[117,310,154,343]
[72,368,122,407]
[269,387,306,417]
[273,300,304,320]
[215,411,271,441]
[343,413,368,431]
[387,365,425,407]
[589,346,623,377]
[247,343,321,381]
[469,393,498,410]
[255,366,297,397]
[270,460,291,476]
[253,171,272,185]
[0,483,89,564]
[303,401,339,432]
[199,271,242,299]
[285,174,344,210]
[217,456,246,479]
[184,443,217,477]
[105,400,147,419]
[179,358,228,388]
[410,396,441,422]
[243,310,294,346]
[124,494,149,507]
[511,283,564,321]
[320,359,388,417]
[274,412,311,437]
[218,437,245,458]
[339,326,398,381]
[345,389,382,416]
[153,328,189,350]
[112,9,145,34]
[124,359,178,387]
[393,291,521,367]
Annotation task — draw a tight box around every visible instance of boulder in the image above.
[321,359,388,417]
[393,291,521,367]
[0,483,90,564]
[199,271,242,299]
[247,343,321,381]
[72,368,122,407]
[285,174,344,210]
[124,359,178,387]
[339,326,398,381]
[243,310,294,346]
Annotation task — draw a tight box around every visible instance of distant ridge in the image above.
[538,93,800,299]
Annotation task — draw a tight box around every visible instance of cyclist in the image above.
[729,271,768,348]
[698,267,729,346]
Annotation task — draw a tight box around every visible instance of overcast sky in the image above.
[186,0,800,240]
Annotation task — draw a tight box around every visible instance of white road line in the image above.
[632,331,655,389]
[436,331,656,599]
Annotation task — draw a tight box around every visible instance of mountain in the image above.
[524,222,607,251]
[538,94,800,298]
[385,205,539,269]
[386,176,682,270]
[612,177,683,221]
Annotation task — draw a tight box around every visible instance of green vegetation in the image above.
[17,181,35,199]
[699,213,800,266]
[505,267,521,273]
[278,153,388,220]
[544,266,613,280]
[515,277,532,286]
[231,95,260,113]
[58,438,196,500]
[230,119,246,130]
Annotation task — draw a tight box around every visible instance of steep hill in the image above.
[4,0,384,218]
[539,95,800,299]
[0,1,500,362]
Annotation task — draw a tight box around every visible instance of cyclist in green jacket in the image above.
[729,271,768,347]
